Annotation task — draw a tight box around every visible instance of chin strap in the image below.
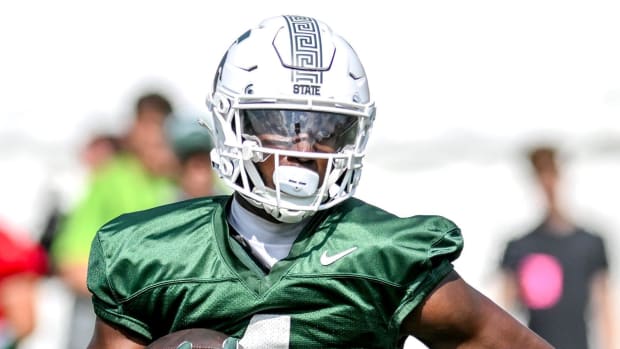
[241,191,315,223]
[264,204,314,223]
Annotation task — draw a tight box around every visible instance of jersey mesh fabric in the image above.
[88,196,463,348]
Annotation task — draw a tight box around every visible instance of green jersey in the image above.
[88,196,463,348]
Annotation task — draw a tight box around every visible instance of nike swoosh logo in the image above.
[320,247,358,266]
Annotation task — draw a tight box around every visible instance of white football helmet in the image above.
[204,15,376,223]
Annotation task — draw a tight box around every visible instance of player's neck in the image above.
[228,195,310,268]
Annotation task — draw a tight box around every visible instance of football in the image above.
[146,328,229,349]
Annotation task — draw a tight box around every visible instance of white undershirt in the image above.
[228,198,309,268]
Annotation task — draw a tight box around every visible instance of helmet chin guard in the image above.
[205,15,375,223]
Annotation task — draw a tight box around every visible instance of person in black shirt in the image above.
[500,145,615,349]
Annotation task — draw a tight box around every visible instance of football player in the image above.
[87,15,552,348]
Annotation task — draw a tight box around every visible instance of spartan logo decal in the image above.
[284,15,322,96]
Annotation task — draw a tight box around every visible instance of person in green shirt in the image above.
[86,16,552,348]
[52,92,179,349]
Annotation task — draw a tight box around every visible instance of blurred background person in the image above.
[0,219,47,349]
[164,115,229,200]
[79,134,122,173]
[38,133,121,257]
[49,91,180,349]
[499,145,615,349]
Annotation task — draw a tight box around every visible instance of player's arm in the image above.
[402,270,553,348]
[88,317,147,349]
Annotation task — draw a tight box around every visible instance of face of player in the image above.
[241,109,359,190]
[253,134,331,190]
